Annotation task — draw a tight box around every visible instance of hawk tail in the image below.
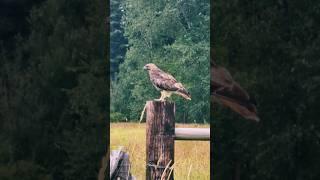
[176,88,191,100]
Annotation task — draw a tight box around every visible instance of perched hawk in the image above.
[211,60,260,122]
[143,63,191,101]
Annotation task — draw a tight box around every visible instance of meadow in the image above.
[110,123,210,180]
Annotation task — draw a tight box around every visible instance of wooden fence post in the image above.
[146,101,175,180]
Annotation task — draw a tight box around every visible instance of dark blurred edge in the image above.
[210,0,214,178]
[106,0,111,177]
[0,0,110,179]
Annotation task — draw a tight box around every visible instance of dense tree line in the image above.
[213,0,320,179]
[110,0,210,123]
[110,0,128,80]
[1,0,320,179]
[0,0,107,179]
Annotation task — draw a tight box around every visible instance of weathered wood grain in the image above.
[146,101,175,180]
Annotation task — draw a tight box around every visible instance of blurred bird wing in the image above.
[212,94,260,122]
[212,65,250,101]
[211,64,259,122]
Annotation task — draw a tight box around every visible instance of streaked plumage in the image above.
[143,63,191,101]
[211,60,260,122]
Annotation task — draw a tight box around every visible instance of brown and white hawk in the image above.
[143,63,191,101]
[211,60,260,122]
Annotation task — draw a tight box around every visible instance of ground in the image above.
[110,123,210,180]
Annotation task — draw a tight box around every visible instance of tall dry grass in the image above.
[110,123,210,180]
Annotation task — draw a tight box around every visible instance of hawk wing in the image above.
[211,61,260,122]
[150,69,191,99]
[151,69,178,91]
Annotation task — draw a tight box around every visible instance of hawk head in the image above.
[143,63,158,71]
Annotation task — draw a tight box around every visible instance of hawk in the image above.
[143,63,191,101]
[211,60,260,122]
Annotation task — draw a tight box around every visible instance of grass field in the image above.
[110,123,210,180]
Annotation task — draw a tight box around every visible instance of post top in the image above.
[147,100,175,104]
[146,100,175,105]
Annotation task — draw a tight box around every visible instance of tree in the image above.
[213,0,320,179]
[111,0,210,123]
[0,0,107,179]
[110,0,128,80]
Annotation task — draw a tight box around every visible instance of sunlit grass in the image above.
[110,123,210,180]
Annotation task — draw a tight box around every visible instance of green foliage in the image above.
[110,0,128,80]
[0,161,52,180]
[110,112,126,122]
[213,0,320,179]
[111,0,210,123]
[0,0,107,179]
